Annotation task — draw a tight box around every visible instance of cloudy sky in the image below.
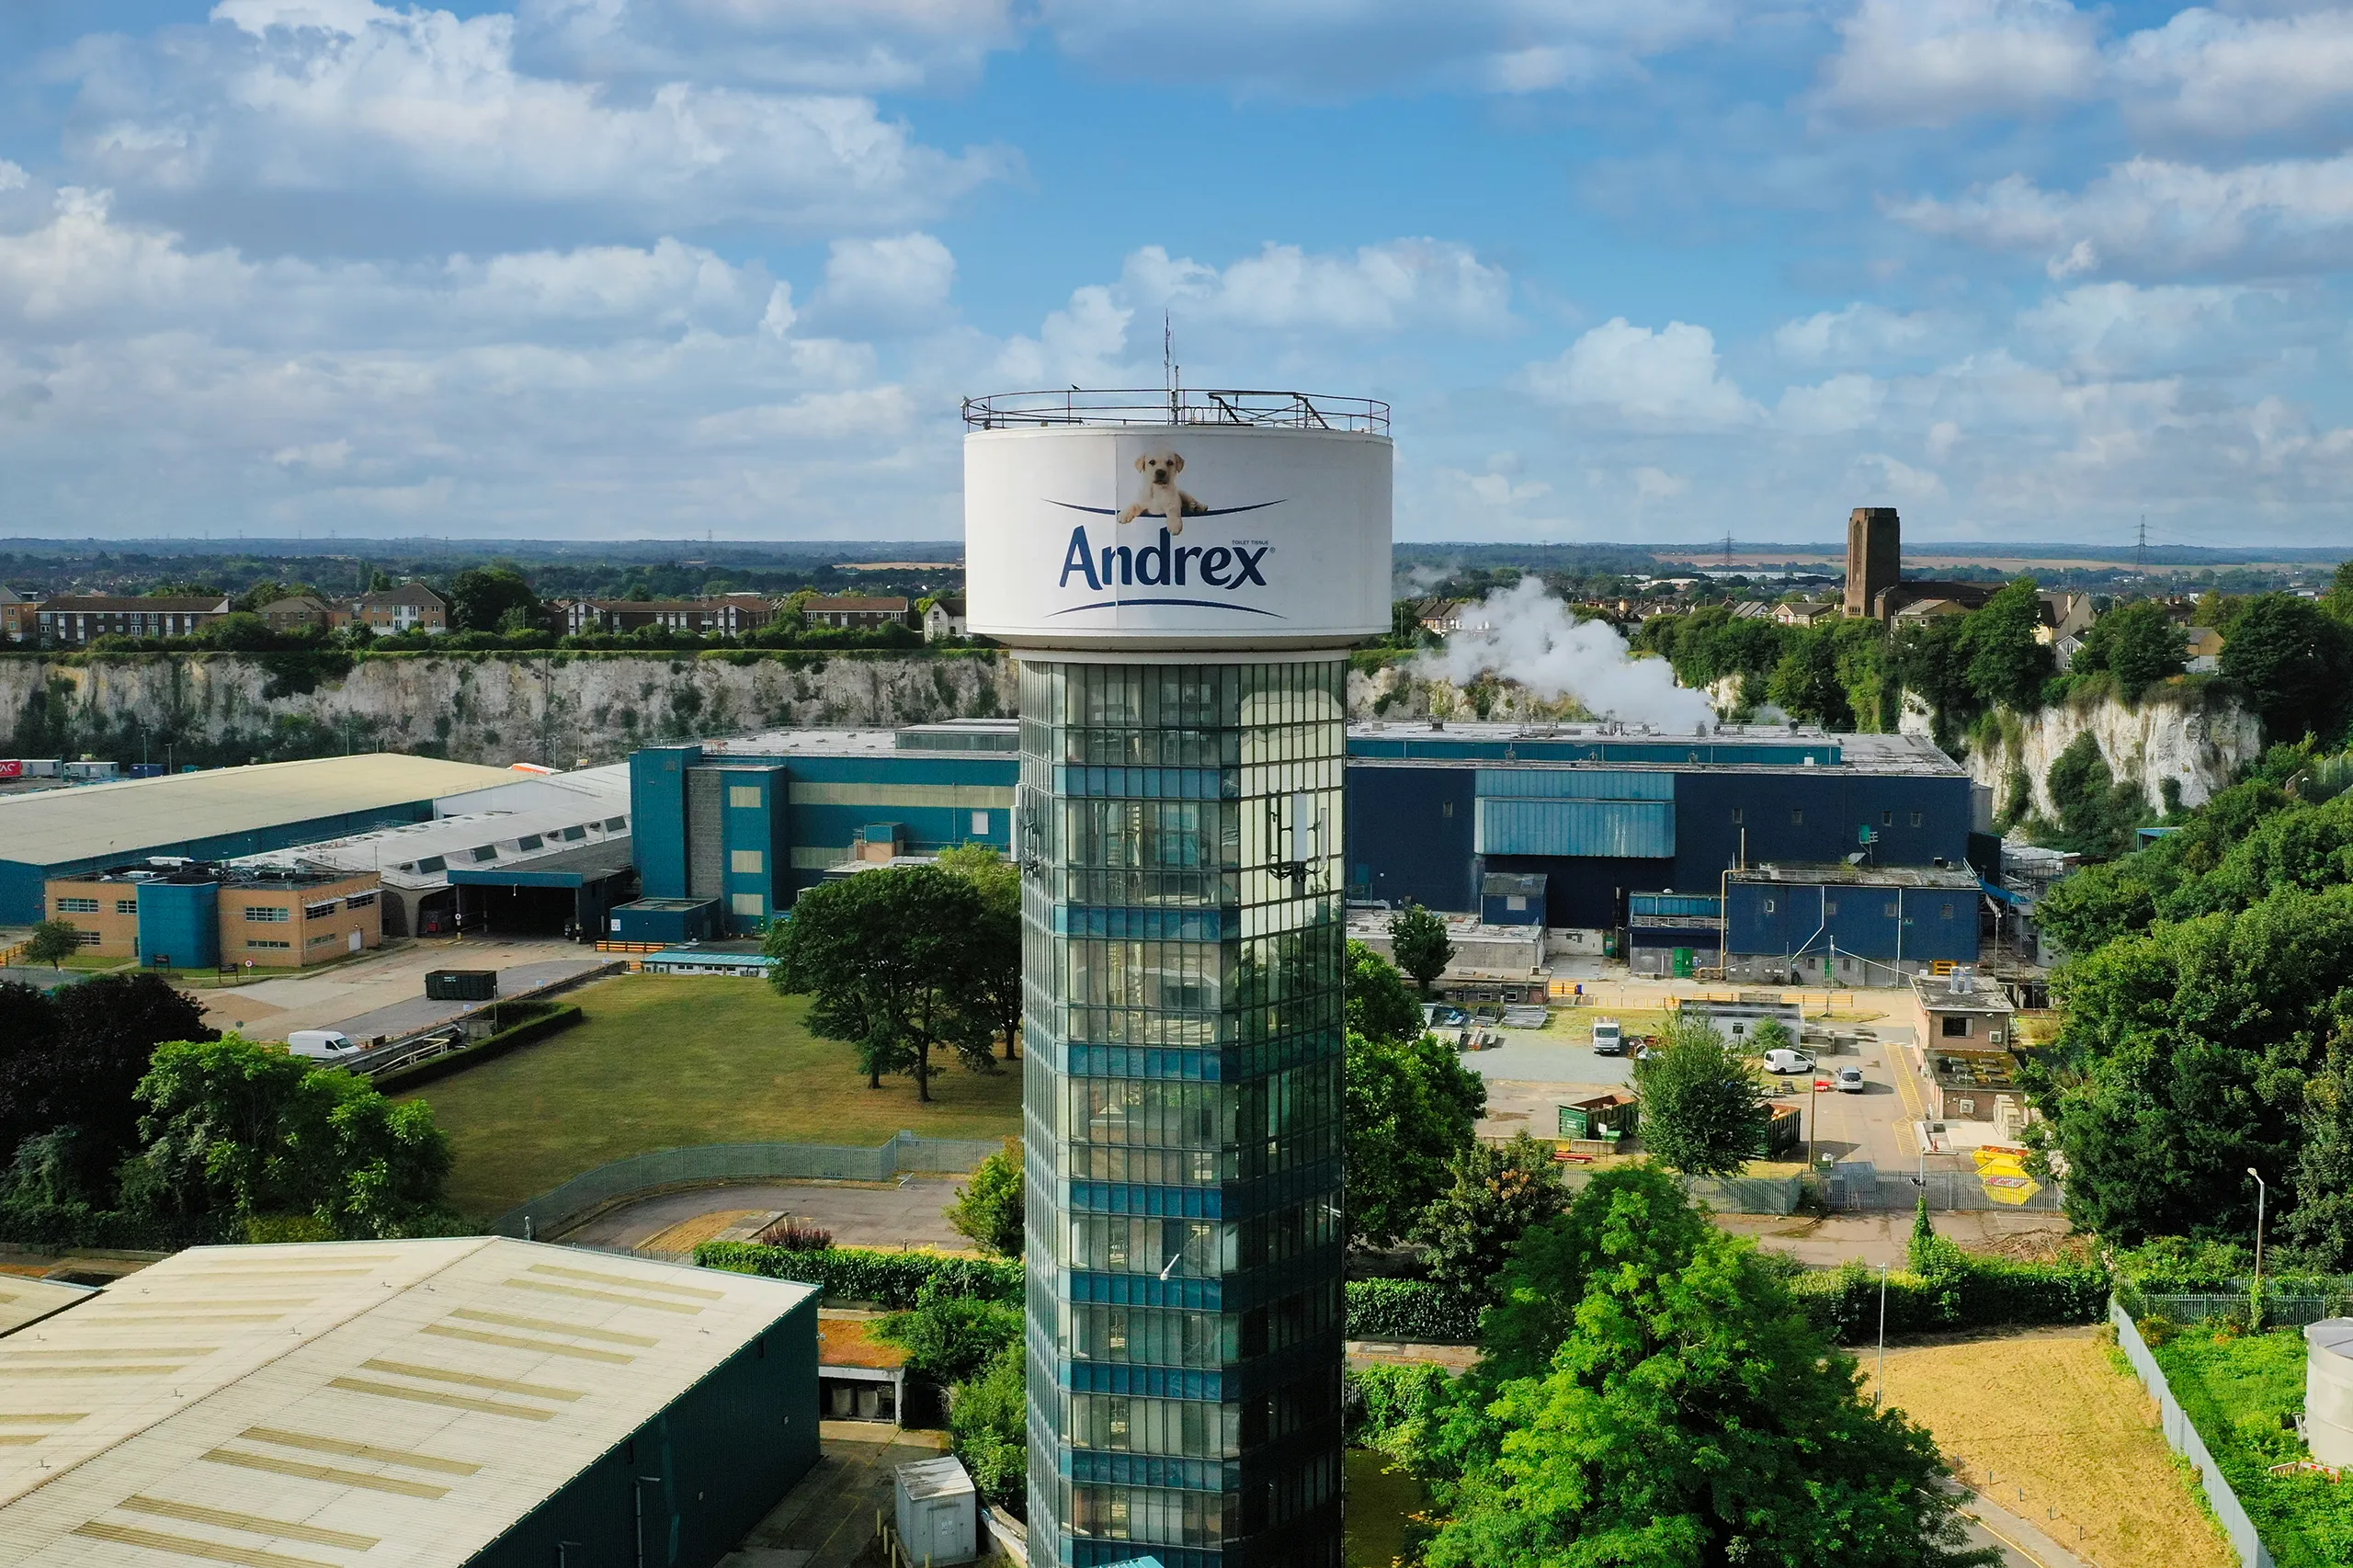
[4,1,2352,545]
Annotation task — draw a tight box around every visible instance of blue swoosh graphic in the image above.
[1050,598,1286,618]
[1048,499,1287,517]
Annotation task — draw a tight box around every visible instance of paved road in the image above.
[325,958,612,1042]
[563,1176,972,1254]
[731,1426,952,1568]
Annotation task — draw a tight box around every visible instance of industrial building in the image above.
[0,1238,819,1568]
[234,765,636,937]
[44,858,382,970]
[629,722,1014,933]
[623,712,1988,978]
[0,755,520,924]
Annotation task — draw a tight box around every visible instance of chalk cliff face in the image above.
[1899,686,2264,816]
[0,653,1017,767]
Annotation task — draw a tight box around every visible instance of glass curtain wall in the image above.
[1019,657,1347,1568]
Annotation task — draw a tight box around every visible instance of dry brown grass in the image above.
[638,1209,766,1256]
[1863,1327,2232,1568]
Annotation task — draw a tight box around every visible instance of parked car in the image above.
[287,1028,362,1062]
[1762,1047,1816,1075]
[1835,1065,1866,1093]
[1591,1018,1625,1056]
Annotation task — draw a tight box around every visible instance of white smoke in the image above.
[1415,576,1716,729]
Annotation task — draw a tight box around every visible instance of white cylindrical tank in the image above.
[893,1455,978,1566]
[963,392,1392,652]
[2310,1318,2353,1467]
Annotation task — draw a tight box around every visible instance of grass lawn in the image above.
[1864,1327,2233,1568]
[393,973,1023,1220]
[2152,1324,2353,1568]
[1344,1449,1425,1568]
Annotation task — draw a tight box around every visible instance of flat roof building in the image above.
[45,858,382,971]
[0,1238,819,1568]
[0,755,517,923]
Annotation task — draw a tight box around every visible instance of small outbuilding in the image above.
[893,1456,979,1567]
[2309,1318,2353,1468]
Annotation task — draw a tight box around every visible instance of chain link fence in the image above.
[491,1132,1008,1240]
[1825,1164,2068,1213]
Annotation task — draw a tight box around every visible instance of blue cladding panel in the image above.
[137,881,219,970]
[1632,892,1722,919]
[1476,798,1676,858]
[630,745,699,900]
[1725,881,1980,964]
[1344,765,1474,910]
[1473,768,1674,801]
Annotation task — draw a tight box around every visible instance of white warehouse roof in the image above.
[0,1238,814,1568]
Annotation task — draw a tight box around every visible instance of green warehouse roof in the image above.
[0,755,517,865]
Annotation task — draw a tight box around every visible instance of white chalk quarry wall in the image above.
[1900,687,2264,816]
[0,653,1017,766]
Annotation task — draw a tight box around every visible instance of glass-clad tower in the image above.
[961,388,1390,1568]
[1019,656,1347,1568]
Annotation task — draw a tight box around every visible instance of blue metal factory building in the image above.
[624,718,1984,973]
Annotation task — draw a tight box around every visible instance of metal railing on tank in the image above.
[961,387,1390,433]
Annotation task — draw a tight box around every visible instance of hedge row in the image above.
[0,1201,222,1253]
[1346,1278,1481,1345]
[1791,1258,2109,1344]
[372,1003,583,1091]
[696,1241,1022,1308]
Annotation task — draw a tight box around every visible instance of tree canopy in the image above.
[947,1135,1024,1259]
[1411,1132,1565,1303]
[0,973,217,1207]
[1346,938,1427,1045]
[1631,1016,1771,1179]
[936,843,1022,1061]
[2073,597,2186,699]
[1345,1028,1487,1249]
[447,564,540,633]
[21,920,80,969]
[2221,592,2353,744]
[1389,903,1455,994]
[766,864,999,1098]
[1419,1166,1988,1568]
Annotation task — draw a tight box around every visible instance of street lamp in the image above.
[2247,1166,2268,1297]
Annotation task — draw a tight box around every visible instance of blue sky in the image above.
[3,1,2352,545]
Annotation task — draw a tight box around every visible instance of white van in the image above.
[1591,1018,1624,1056]
[287,1029,363,1062]
[1762,1047,1816,1075]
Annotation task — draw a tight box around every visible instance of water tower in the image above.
[963,388,1392,1568]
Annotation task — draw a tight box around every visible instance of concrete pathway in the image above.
[734,1426,951,1568]
[1951,1482,2097,1568]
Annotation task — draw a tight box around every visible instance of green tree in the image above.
[877,1286,1021,1384]
[1631,1015,1771,1178]
[949,1342,1027,1513]
[20,919,81,969]
[448,564,540,633]
[2074,598,2186,699]
[1346,939,1425,1044]
[1411,1132,1566,1303]
[0,973,217,1202]
[1424,1172,1987,1568]
[1345,1028,1487,1249]
[2029,885,2347,1243]
[766,865,993,1099]
[2222,592,2353,744]
[1389,903,1454,994]
[131,1036,451,1237]
[946,1136,1024,1259]
[2041,733,2148,858]
[1959,578,2055,711]
[2280,1041,2353,1271]
[1888,616,1976,740]
[937,843,1021,1061]
[1768,623,1858,728]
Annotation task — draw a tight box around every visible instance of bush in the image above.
[0,1199,223,1252]
[1346,1278,1482,1344]
[1345,1360,1455,1454]
[950,1343,1026,1516]
[694,1241,1021,1308]
[876,1290,1021,1384]
[1790,1255,2109,1343]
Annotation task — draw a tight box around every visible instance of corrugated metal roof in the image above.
[0,1239,814,1567]
[0,1277,94,1338]
[1475,798,1676,859]
[0,756,517,866]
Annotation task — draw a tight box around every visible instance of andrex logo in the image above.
[1058,527,1268,595]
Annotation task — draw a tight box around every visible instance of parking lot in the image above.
[197,935,608,1040]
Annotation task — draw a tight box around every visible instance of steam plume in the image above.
[1415,576,1715,728]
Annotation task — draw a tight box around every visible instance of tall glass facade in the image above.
[1019,656,1347,1568]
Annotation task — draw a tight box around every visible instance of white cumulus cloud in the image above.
[1814,0,2098,127]
[1527,318,1756,427]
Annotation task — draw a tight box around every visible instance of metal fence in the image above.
[2110,1299,2277,1568]
[2124,1287,2353,1328]
[490,1132,1008,1240]
[1827,1165,2067,1213]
